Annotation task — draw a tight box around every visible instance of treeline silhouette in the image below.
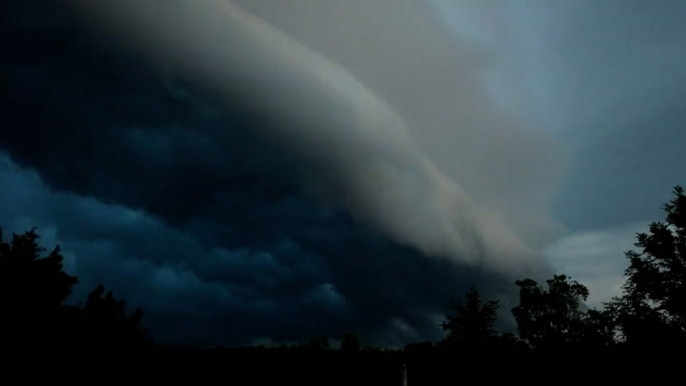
[0,228,150,354]
[2,186,685,380]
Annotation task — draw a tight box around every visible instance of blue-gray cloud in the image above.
[431,0,686,307]
[497,0,686,230]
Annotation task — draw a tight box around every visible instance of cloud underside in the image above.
[0,0,561,346]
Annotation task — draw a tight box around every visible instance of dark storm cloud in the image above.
[0,1,517,347]
[1,151,488,347]
[1,0,300,232]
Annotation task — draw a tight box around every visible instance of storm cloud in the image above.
[0,0,564,346]
[74,0,563,270]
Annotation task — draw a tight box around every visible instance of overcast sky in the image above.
[450,0,686,306]
[1,0,685,346]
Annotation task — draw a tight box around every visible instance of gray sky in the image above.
[436,0,686,305]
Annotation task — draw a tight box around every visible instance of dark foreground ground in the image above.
[2,345,683,381]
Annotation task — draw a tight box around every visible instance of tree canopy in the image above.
[441,286,499,346]
[608,185,686,345]
[0,226,149,353]
[511,275,590,348]
[0,227,77,313]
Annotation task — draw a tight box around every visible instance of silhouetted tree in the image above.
[579,308,617,346]
[0,227,78,349]
[441,286,498,346]
[0,227,77,310]
[341,332,361,352]
[512,275,590,348]
[607,186,686,345]
[0,226,149,352]
[81,284,149,348]
[306,336,330,350]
